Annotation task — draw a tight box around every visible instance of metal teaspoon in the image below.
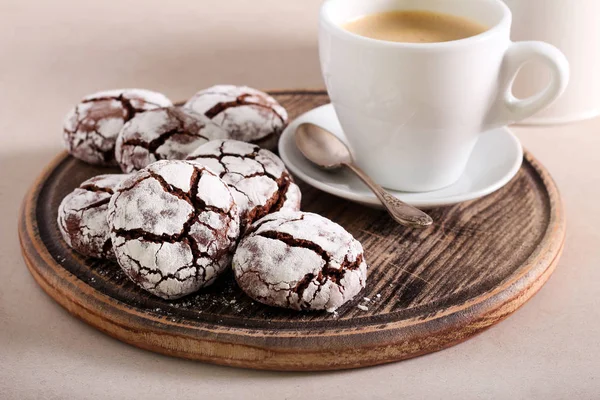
[294,123,433,228]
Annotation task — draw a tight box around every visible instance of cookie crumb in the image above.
[357,304,369,311]
[363,297,371,302]
[376,293,381,298]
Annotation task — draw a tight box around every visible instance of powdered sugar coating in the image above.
[107,160,240,299]
[83,89,171,107]
[183,85,288,151]
[233,211,367,311]
[63,89,172,165]
[57,174,127,259]
[115,107,227,173]
[281,181,302,212]
[187,139,301,229]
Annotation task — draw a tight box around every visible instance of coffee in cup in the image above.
[342,10,487,43]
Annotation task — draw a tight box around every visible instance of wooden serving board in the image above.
[19,90,565,371]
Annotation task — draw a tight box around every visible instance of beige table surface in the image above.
[1,0,599,399]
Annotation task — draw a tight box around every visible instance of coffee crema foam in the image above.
[342,10,488,43]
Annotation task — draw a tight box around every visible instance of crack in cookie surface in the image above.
[255,230,364,307]
[108,160,240,299]
[203,93,286,125]
[63,89,172,165]
[183,85,288,150]
[115,107,226,173]
[232,211,367,311]
[187,139,301,229]
[57,174,127,259]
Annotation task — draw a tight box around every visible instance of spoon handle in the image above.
[344,163,433,228]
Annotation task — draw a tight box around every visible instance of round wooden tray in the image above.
[19,90,565,371]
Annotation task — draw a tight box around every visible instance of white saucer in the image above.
[278,103,523,208]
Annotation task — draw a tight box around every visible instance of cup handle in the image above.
[487,41,569,127]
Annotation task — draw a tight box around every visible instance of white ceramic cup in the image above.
[319,0,569,192]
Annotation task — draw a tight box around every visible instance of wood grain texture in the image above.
[19,90,565,371]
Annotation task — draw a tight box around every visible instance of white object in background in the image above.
[279,104,523,208]
[505,0,600,124]
[319,0,568,192]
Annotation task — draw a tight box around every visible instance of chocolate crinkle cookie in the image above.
[57,174,127,260]
[108,160,240,300]
[114,107,227,173]
[183,85,288,151]
[186,139,301,229]
[63,89,172,166]
[233,211,367,311]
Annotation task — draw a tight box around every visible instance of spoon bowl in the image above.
[295,123,352,168]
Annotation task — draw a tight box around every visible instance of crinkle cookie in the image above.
[232,211,367,311]
[107,160,240,299]
[186,139,301,229]
[57,174,127,259]
[63,89,172,165]
[183,85,288,150]
[115,107,228,173]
